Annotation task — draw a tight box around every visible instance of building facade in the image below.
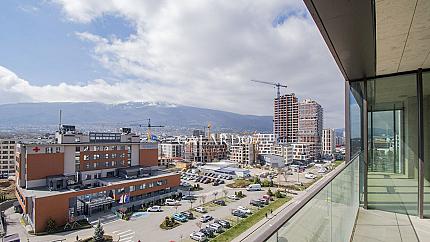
[183,136,228,163]
[229,143,255,165]
[298,99,323,159]
[291,143,310,161]
[273,144,294,165]
[0,139,15,176]
[15,126,180,233]
[274,94,299,143]
[322,128,336,156]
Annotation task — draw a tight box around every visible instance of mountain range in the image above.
[0,102,273,132]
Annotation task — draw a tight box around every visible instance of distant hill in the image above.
[0,102,272,132]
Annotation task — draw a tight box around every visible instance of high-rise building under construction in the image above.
[273,94,299,144]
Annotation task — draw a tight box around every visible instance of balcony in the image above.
[233,154,430,242]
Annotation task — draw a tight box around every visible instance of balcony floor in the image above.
[351,208,430,242]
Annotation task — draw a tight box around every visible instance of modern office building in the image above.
[322,128,336,156]
[298,99,323,159]
[0,139,15,176]
[15,126,180,233]
[273,94,299,143]
[248,0,430,241]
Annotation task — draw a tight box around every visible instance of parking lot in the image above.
[4,173,274,242]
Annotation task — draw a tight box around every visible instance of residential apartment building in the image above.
[183,136,228,163]
[298,99,323,159]
[291,143,310,161]
[273,94,299,143]
[229,142,255,165]
[322,128,335,156]
[158,142,183,166]
[253,133,276,155]
[15,126,180,233]
[0,139,15,176]
[273,144,294,165]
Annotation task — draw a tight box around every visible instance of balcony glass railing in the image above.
[264,155,360,242]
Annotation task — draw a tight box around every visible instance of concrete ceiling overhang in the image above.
[304,0,430,81]
[376,0,430,75]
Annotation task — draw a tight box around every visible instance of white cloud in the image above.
[3,0,345,128]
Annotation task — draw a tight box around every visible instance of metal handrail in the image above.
[251,154,360,242]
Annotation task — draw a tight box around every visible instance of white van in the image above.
[246,184,262,191]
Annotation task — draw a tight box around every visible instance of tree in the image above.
[93,220,105,242]
[46,218,56,233]
[200,195,207,205]
[222,189,228,198]
[267,188,274,196]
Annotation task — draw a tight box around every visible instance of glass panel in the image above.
[350,81,365,205]
[268,156,359,242]
[367,74,418,216]
[423,71,430,217]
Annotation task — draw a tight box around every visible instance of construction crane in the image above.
[251,79,288,143]
[139,118,164,141]
[250,79,288,100]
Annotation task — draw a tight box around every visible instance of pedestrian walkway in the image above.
[112,229,135,242]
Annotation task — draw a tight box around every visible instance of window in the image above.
[84,146,89,151]
[85,174,92,180]
[75,146,80,152]
[83,155,90,161]
[55,147,61,153]
[105,161,109,167]
[93,163,97,168]
[112,153,117,159]
[85,163,90,169]
[45,147,53,153]
[93,154,100,160]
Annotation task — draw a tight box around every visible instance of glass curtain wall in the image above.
[367,74,419,215]
[423,72,430,217]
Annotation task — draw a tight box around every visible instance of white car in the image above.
[147,205,162,212]
[237,206,252,214]
[305,173,317,179]
[165,199,181,206]
[227,195,239,200]
[207,223,223,233]
[317,168,327,174]
[190,232,207,241]
[200,214,213,223]
[194,206,207,213]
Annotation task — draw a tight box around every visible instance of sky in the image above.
[0,0,344,128]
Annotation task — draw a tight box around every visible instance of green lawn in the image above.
[211,197,291,242]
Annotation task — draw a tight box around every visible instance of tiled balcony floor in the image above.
[352,208,427,242]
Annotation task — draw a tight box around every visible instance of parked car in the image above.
[247,184,262,191]
[203,179,211,184]
[190,232,207,241]
[237,206,252,214]
[182,195,197,200]
[227,176,233,180]
[317,167,328,173]
[200,214,213,223]
[173,213,188,222]
[147,205,162,212]
[195,207,207,213]
[250,199,265,207]
[215,219,231,228]
[227,195,239,200]
[212,181,220,186]
[213,200,226,206]
[207,223,224,233]
[262,195,273,201]
[232,209,247,218]
[259,198,269,205]
[199,228,215,238]
[165,199,181,206]
[305,173,317,179]
[181,211,194,219]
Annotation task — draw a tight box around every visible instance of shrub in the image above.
[275,190,285,198]
[46,218,56,233]
[93,220,104,242]
[267,189,274,196]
